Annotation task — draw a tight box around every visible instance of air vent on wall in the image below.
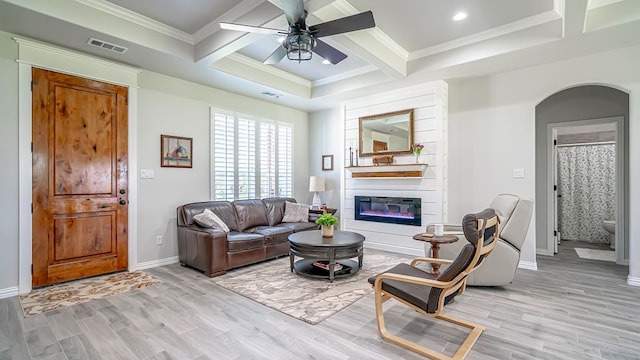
[261,91,283,99]
[87,38,128,54]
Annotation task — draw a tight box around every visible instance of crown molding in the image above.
[75,0,195,44]
[313,65,377,87]
[409,10,563,61]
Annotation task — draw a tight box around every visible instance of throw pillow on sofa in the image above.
[193,208,230,232]
[282,201,309,223]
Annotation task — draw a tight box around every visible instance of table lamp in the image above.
[309,176,325,209]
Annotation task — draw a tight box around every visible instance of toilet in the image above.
[602,220,616,249]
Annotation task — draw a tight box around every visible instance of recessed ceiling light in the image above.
[322,59,331,65]
[453,11,468,21]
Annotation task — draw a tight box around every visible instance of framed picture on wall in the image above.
[161,134,192,168]
[322,154,334,171]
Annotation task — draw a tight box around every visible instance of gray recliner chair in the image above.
[433,194,533,286]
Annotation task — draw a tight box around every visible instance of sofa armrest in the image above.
[177,225,229,277]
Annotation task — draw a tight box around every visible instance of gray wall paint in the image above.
[0,33,19,290]
[535,85,629,255]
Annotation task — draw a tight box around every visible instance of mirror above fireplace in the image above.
[359,109,414,157]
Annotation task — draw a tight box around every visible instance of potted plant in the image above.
[315,211,338,237]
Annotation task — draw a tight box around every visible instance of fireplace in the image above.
[354,196,421,226]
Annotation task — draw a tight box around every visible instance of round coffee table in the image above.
[289,230,365,282]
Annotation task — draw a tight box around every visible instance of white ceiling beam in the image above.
[562,0,589,37]
[195,1,285,63]
[585,0,640,32]
[209,53,311,98]
[310,0,407,79]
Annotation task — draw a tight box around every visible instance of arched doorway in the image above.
[534,85,629,268]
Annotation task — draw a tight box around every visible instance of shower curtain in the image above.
[557,144,615,243]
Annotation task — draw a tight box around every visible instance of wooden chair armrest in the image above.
[410,257,453,266]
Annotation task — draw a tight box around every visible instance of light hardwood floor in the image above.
[1,243,639,360]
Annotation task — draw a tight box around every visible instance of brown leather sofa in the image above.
[177,197,318,277]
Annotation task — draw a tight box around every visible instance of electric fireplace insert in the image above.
[354,196,421,226]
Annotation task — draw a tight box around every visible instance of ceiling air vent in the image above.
[87,38,128,54]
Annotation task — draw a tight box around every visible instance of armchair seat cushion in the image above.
[368,263,436,312]
[226,232,265,252]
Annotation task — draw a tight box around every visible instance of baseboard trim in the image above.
[0,286,19,300]
[627,275,640,287]
[135,256,179,271]
[518,260,538,271]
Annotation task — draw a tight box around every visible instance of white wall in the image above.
[309,108,342,211]
[0,32,19,294]
[341,81,448,256]
[448,45,640,282]
[0,30,309,296]
[135,72,309,265]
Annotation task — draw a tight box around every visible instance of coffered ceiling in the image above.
[1,0,639,111]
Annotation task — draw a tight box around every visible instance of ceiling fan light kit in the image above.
[284,30,315,62]
[220,0,375,65]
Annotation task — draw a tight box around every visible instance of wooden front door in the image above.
[32,68,129,287]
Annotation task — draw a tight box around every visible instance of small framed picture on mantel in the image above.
[161,134,192,168]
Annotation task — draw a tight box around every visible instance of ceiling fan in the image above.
[219,0,375,65]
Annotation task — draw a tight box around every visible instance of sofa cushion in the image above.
[245,226,293,246]
[226,232,265,252]
[193,208,230,232]
[262,197,296,225]
[233,199,270,232]
[275,222,318,232]
[179,201,239,231]
[282,201,309,223]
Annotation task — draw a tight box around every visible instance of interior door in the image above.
[32,68,129,287]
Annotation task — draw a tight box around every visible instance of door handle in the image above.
[119,189,126,195]
[119,199,127,206]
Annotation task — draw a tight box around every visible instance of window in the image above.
[211,109,293,201]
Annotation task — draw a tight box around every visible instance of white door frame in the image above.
[546,116,626,264]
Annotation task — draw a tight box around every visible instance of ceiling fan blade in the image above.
[264,46,287,65]
[310,11,375,38]
[313,39,347,64]
[220,22,284,35]
[280,0,306,26]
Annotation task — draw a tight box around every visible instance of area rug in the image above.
[574,248,616,262]
[213,250,411,325]
[19,271,161,317]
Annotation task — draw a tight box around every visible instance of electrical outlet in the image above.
[156,235,163,245]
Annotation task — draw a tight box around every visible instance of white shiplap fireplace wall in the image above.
[341,81,448,256]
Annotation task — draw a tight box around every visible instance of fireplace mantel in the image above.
[346,164,427,178]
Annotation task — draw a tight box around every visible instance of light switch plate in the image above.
[512,168,525,178]
[140,169,154,179]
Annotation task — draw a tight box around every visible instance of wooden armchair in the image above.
[368,208,500,360]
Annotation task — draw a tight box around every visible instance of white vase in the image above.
[414,152,421,163]
[321,225,334,237]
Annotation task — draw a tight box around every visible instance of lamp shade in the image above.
[309,176,325,192]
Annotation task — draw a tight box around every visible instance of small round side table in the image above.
[412,233,459,276]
